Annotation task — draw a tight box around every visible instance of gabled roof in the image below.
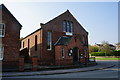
[0,4,22,28]
[22,10,88,40]
[43,10,88,34]
[54,36,74,46]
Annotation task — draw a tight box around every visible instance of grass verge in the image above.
[96,57,120,60]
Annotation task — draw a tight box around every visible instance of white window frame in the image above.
[47,31,52,51]
[0,23,5,37]
[0,44,4,60]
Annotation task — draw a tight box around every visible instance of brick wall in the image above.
[21,10,89,66]
[0,5,22,68]
[21,29,42,60]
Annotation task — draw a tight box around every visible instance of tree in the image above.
[99,41,112,56]
[89,44,99,53]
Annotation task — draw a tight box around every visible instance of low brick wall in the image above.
[32,57,38,71]
[38,60,54,65]
[19,57,24,72]
[55,59,73,65]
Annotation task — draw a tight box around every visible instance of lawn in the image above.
[95,57,120,60]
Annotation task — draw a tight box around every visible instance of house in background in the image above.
[0,4,22,69]
[115,43,120,51]
[21,10,89,65]
[95,43,116,50]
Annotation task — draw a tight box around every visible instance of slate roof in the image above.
[54,36,72,46]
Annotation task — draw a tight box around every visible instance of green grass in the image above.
[96,57,120,60]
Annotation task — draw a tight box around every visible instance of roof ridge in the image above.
[1,4,22,28]
[44,10,70,25]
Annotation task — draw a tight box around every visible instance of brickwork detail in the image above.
[32,57,38,71]
[19,57,24,72]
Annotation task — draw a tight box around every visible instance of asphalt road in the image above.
[2,60,120,80]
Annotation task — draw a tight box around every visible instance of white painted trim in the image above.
[54,37,62,45]
[66,32,73,36]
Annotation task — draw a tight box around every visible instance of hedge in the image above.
[91,52,105,56]
[91,52,113,56]
[91,50,120,56]
[111,50,120,56]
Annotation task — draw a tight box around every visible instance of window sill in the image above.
[66,32,73,36]
[47,49,52,51]
[0,58,3,60]
[0,36,5,37]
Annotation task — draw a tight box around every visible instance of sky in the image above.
[1,2,118,45]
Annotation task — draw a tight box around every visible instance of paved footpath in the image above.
[2,60,117,77]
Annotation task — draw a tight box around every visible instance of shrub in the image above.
[91,52,105,56]
[91,52,113,56]
[111,50,120,56]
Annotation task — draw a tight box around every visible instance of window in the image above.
[28,39,30,49]
[67,21,70,32]
[23,42,24,48]
[70,22,73,33]
[47,32,52,50]
[62,48,65,58]
[63,21,67,32]
[0,44,4,60]
[82,36,85,44]
[35,35,37,51]
[63,20,73,33]
[0,23,5,37]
